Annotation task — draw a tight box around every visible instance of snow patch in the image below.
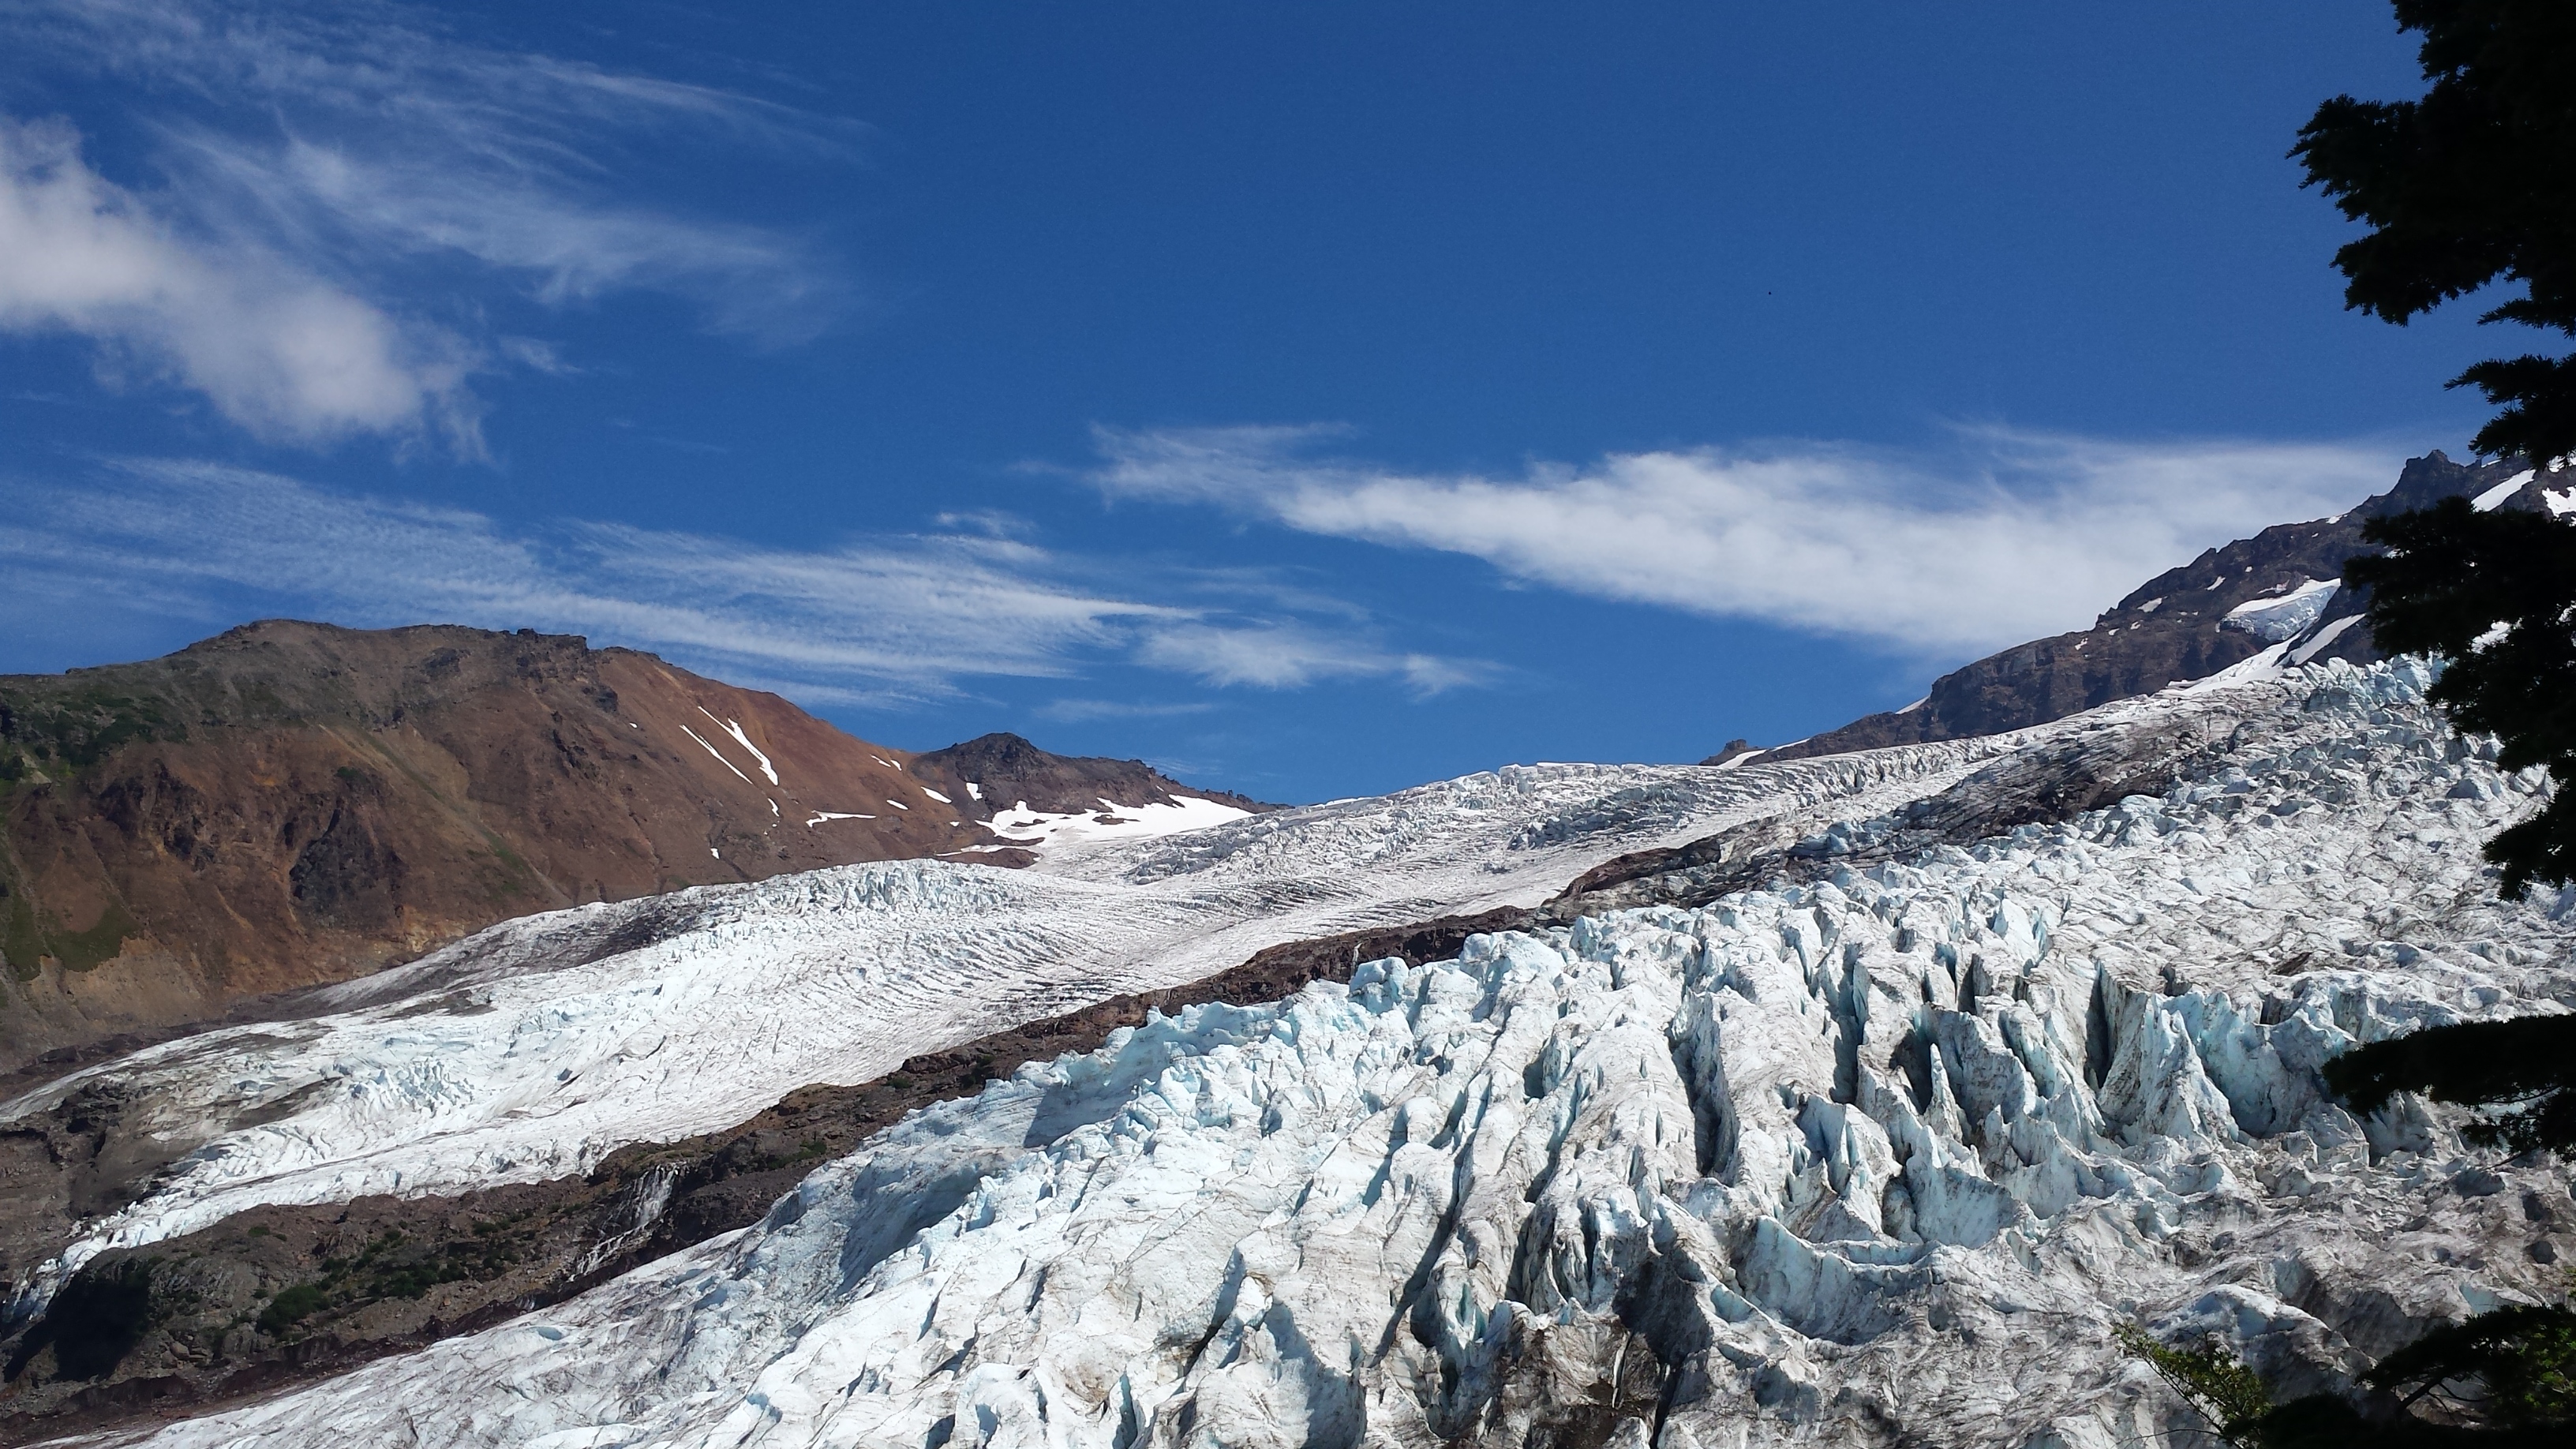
[2221,578,2338,643]
[2182,638,2295,691]
[980,794,1250,853]
[701,710,778,785]
[2471,469,2537,511]
[676,724,753,784]
[2289,613,2363,665]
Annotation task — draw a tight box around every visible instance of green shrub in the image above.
[2114,1323,2271,1449]
[256,1282,328,1337]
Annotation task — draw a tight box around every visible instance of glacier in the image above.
[5,731,2022,1318]
[47,653,2576,1448]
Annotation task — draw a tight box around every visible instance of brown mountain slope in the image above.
[1743,450,2531,764]
[0,621,1252,1071]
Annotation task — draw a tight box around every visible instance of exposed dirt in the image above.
[0,907,1524,1440]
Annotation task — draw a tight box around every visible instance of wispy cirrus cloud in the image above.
[0,118,477,448]
[1033,698,1216,724]
[1088,423,2408,656]
[1136,622,1492,691]
[0,0,855,447]
[0,457,1488,703]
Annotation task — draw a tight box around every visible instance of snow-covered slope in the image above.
[68,655,2576,1448]
[4,733,2021,1315]
[972,792,1252,853]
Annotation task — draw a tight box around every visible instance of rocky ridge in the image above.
[1746,451,2548,763]
[910,732,1272,822]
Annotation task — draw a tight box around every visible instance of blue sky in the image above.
[0,2,2507,802]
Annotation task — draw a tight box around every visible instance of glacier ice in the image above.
[75,656,2576,1448]
[4,737,2022,1317]
[2220,579,2339,644]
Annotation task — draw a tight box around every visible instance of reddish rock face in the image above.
[0,620,1234,1070]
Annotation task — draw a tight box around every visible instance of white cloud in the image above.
[59,0,855,337]
[1135,622,1489,692]
[0,118,474,446]
[0,457,1481,704]
[1033,698,1216,724]
[193,129,841,343]
[1089,424,2406,655]
[0,0,855,444]
[495,336,578,376]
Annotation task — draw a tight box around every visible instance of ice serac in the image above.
[95,656,2576,1448]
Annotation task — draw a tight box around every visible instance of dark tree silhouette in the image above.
[2129,6,2576,1443]
[2343,499,2576,904]
[2293,1,2576,465]
[2297,0,2576,1165]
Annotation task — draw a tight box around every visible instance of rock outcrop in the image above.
[1744,451,2541,763]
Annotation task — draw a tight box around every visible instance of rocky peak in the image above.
[909,732,1275,820]
[1735,451,2530,764]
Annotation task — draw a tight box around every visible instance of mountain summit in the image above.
[912,732,1269,821]
[0,622,1254,1070]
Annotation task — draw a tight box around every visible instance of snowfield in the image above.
[36,655,2576,1448]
